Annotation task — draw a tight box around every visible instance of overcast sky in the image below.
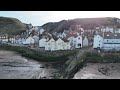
[0,11,120,26]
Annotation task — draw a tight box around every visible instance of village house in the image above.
[14,35,26,44]
[55,38,70,50]
[67,34,83,49]
[74,35,83,48]
[45,38,71,51]
[115,28,120,33]
[33,35,39,44]
[57,32,63,38]
[39,37,48,48]
[45,38,56,51]
[23,36,35,46]
[38,26,45,35]
[83,36,89,47]
[27,26,45,36]
[101,26,114,33]
[93,34,103,49]
[93,33,120,51]
[9,36,16,44]
[0,34,9,43]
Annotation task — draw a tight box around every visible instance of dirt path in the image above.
[0,50,57,79]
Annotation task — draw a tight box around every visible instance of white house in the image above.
[61,32,67,38]
[93,34,103,49]
[102,33,120,50]
[9,37,16,43]
[45,38,71,51]
[39,28,45,35]
[57,33,63,38]
[83,36,89,47]
[23,36,35,45]
[67,35,83,49]
[115,28,120,33]
[55,38,65,50]
[93,33,120,50]
[64,41,71,50]
[55,38,71,50]
[15,38,26,44]
[0,34,9,43]
[101,27,114,33]
[39,38,47,48]
[67,36,75,46]
[74,35,83,48]
[45,38,56,51]
[33,35,39,44]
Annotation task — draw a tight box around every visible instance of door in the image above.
[78,44,81,48]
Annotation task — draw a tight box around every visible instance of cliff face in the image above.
[0,17,28,35]
[42,17,120,33]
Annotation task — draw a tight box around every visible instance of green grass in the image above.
[83,52,120,63]
[0,17,28,35]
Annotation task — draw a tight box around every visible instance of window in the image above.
[99,41,101,42]
[99,44,100,46]
[78,38,80,39]
[107,40,109,42]
[48,43,50,45]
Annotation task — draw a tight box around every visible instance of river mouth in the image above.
[0,50,62,79]
[73,63,120,79]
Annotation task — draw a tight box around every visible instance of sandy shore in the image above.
[73,63,120,79]
[0,50,57,79]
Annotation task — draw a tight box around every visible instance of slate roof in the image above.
[104,33,120,39]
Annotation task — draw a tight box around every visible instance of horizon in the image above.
[1,11,120,26]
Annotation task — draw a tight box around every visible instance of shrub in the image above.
[0,44,74,62]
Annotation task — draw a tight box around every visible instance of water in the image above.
[0,50,58,79]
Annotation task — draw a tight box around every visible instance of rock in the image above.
[98,67,110,76]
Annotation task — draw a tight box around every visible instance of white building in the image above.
[28,26,45,36]
[68,35,83,49]
[45,38,71,51]
[64,42,71,50]
[74,35,83,48]
[33,35,39,44]
[56,38,71,50]
[23,36,35,45]
[83,36,89,47]
[57,33,63,38]
[0,35,8,43]
[101,27,114,33]
[9,37,16,43]
[45,38,56,51]
[39,38,47,48]
[93,33,120,51]
[93,34,103,49]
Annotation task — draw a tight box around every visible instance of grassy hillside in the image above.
[42,17,120,33]
[0,17,28,35]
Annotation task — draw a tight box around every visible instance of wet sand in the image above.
[0,50,57,79]
[73,63,120,79]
